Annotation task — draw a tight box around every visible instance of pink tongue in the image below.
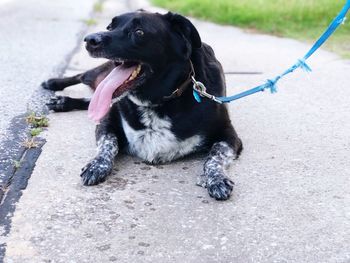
[88,65,136,122]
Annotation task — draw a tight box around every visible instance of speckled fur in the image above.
[199,142,236,200]
[80,134,118,185]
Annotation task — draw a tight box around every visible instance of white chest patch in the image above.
[121,106,203,163]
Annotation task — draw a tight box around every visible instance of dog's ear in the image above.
[164,12,202,57]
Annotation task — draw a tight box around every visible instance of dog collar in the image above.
[163,60,195,101]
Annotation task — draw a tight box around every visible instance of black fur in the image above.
[43,11,243,200]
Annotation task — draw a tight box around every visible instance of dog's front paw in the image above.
[207,175,234,201]
[80,157,113,186]
[46,96,71,112]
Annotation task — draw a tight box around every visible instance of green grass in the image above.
[152,0,350,58]
[30,127,43,137]
[93,2,103,13]
[26,112,49,128]
[83,18,98,26]
[13,160,21,171]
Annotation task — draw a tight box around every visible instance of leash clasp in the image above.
[191,76,222,104]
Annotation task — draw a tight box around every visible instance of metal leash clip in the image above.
[191,76,222,104]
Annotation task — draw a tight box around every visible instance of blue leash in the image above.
[192,0,350,104]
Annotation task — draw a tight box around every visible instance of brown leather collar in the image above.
[163,60,195,101]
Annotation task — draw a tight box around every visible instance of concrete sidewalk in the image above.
[3,0,350,262]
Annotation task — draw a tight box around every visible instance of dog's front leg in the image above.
[80,131,118,186]
[200,141,238,201]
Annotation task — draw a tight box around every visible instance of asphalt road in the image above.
[0,0,96,189]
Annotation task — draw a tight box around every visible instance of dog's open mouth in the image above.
[111,61,143,97]
[88,61,145,122]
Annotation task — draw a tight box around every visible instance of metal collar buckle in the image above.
[191,76,222,104]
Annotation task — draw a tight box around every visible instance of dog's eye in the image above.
[107,17,118,31]
[135,29,144,36]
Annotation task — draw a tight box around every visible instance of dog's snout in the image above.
[84,34,103,48]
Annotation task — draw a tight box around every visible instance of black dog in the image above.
[43,11,242,200]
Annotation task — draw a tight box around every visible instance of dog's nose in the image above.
[84,34,103,48]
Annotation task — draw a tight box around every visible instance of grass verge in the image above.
[152,0,350,58]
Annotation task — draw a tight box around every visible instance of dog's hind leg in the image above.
[44,61,115,112]
[199,125,243,201]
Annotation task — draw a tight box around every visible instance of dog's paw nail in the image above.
[41,81,49,89]
[196,174,207,188]
[80,165,88,175]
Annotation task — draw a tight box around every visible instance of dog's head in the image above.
[85,11,201,110]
